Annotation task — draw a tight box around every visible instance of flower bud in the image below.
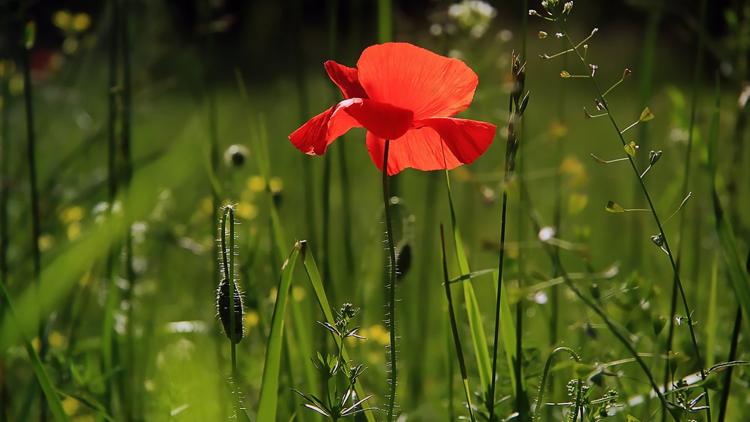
[217,278,244,344]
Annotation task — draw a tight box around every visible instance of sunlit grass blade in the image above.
[0,115,206,349]
[0,281,68,422]
[256,242,303,422]
[440,225,476,422]
[495,270,520,397]
[444,171,492,394]
[705,256,719,368]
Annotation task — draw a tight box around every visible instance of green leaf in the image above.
[639,106,655,122]
[605,200,625,213]
[256,243,302,422]
[624,141,638,157]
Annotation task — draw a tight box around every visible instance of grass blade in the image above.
[440,225,476,422]
[444,171,492,394]
[532,347,581,421]
[708,75,750,341]
[256,242,303,422]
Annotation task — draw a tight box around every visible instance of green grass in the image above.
[1,1,749,421]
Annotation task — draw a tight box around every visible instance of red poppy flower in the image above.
[288,42,497,175]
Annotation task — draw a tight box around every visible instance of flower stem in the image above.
[557,19,710,419]
[382,140,398,422]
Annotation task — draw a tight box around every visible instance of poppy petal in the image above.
[366,117,496,175]
[357,43,478,120]
[324,60,367,99]
[417,117,497,164]
[289,98,413,155]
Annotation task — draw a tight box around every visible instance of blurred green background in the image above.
[0,0,749,421]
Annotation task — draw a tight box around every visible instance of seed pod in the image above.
[217,278,244,344]
[395,242,412,281]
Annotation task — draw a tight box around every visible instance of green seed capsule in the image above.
[217,278,244,344]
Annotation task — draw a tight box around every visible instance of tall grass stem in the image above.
[662,0,707,411]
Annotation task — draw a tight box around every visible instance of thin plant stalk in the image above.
[440,225,476,422]
[515,3,529,420]
[629,0,662,266]
[662,0,708,408]
[717,307,742,422]
[707,72,750,422]
[447,318,455,420]
[489,139,511,422]
[119,0,136,417]
[532,347,581,421]
[0,55,11,422]
[101,0,120,414]
[199,3,229,420]
[554,17,710,419]
[377,0,392,43]
[550,40,566,348]
[291,0,317,251]
[382,140,398,422]
[20,18,45,422]
[337,145,355,277]
[547,37,567,422]
[719,7,750,415]
[490,51,528,422]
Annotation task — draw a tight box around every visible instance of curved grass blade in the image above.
[532,347,581,421]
